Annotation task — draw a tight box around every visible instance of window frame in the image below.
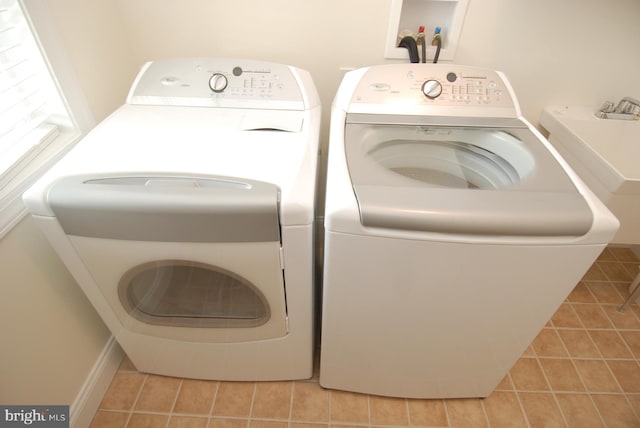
[0,0,94,238]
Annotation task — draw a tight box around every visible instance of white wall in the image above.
[0,0,128,407]
[113,0,394,146]
[111,0,640,128]
[3,0,640,408]
[456,0,640,121]
[46,0,137,122]
[0,216,111,404]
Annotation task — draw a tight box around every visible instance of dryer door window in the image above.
[118,260,271,328]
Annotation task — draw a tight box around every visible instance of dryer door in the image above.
[48,174,288,342]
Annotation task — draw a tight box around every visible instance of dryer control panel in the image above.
[349,64,520,118]
[127,58,307,110]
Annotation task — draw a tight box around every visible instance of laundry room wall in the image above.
[0,217,111,404]
[108,0,640,128]
[33,0,640,140]
[0,0,130,409]
[4,0,640,412]
[455,0,640,122]
[44,0,138,122]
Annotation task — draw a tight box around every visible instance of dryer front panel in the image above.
[69,237,287,342]
[48,173,288,343]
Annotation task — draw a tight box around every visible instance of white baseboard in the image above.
[70,337,123,428]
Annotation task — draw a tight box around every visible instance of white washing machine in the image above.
[23,58,321,381]
[320,64,618,398]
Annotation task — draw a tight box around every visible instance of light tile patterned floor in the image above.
[91,247,640,428]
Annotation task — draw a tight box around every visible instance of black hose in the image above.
[398,36,419,63]
[433,37,441,64]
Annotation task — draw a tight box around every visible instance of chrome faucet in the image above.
[596,96,640,120]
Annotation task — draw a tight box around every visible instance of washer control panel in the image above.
[350,64,518,116]
[127,58,305,110]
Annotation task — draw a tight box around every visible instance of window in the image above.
[0,0,92,237]
[1,0,61,183]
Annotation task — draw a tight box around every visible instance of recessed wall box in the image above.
[385,0,469,61]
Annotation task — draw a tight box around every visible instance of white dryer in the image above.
[320,64,618,398]
[23,58,321,380]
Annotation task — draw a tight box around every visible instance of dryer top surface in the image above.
[25,58,321,224]
[26,104,320,224]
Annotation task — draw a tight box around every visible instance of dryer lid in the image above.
[346,121,593,236]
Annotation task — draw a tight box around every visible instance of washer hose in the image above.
[432,27,442,64]
[432,37,441,63]
[418,26,426,63]
[398,36,419,63]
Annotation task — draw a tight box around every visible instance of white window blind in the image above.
[0,0,63,187]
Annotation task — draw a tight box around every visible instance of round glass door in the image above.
[118,260,271,328]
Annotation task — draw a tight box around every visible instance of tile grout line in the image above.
[327,389,332,427]
[507,389,640,396]
[403,397,412,427]
[569,275,619,428]
[441,398,452,428]
[599,295,640,424]
[248,383,257,428]
[602,360,640,425]
[596,260,632,284]
[288,382,295,428]
[163,378,183,428]
[532,331,570,428]
[206,381,220,428]
[596,264,640,423]
[125,373,149,427]
[479,395,491,428]
[551,280,610,427]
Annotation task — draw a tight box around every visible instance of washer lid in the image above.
[346,122,593,236]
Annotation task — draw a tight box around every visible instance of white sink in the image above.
[540,106,640,244]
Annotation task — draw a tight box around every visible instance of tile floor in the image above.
[91,247,640,428]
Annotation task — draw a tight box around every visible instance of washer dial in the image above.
[422,79,443,99]
[209,73,228,93]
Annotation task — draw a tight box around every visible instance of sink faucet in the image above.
[596,97,640,120]
[614,97,640,114]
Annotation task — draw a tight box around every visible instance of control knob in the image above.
[209,73,228,93]
[422,79,443,99]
